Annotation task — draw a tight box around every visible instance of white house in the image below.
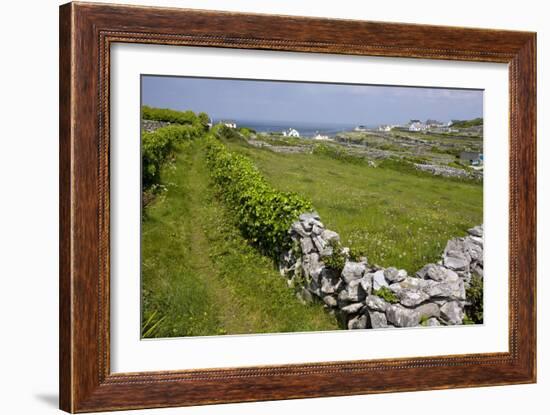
[378,124,393,132]
[282,128,300,137]
[220,120,237,129]
[313,133,329,140]
[408,120,427,132]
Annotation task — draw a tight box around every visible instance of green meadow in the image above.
[226,140,483,274]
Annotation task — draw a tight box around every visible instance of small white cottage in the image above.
[282,128,300,137]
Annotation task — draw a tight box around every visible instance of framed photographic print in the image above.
[59,2,536,412]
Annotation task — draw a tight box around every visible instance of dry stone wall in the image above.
[279,212,484,329]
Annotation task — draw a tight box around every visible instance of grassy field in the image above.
[141,140,339,338]
[226,140,483,273]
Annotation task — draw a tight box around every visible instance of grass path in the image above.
[141,140,338,338]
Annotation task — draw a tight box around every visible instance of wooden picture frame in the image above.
[59,2,536,412]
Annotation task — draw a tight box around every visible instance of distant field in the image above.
[226,140,483,273]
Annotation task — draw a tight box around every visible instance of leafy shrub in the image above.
[142,105,209,130]
[323,240,347,273]
[373,286,399,304]
[216,125,246,142]
[465,273,483,324]
[142,124,203,189]
[204,133,312,259]
[450,118,483,128]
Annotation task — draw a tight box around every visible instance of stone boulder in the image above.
[424,279,465,301]
[346,279,367,302]
[384,267,407,283]
[440,301,464,325]
[341,302,364,315]
[386,304,421,327]
[348,314,368,329]
[341,261,366,284]
[397,289,430,307]
[372,270,389,290]
[368,311,388,328]
[365,295,389,312]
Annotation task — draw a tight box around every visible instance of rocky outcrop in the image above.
[279,213,483,330]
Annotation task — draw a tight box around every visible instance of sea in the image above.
[220,120,377,137]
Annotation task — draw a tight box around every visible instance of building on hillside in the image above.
[282,128,300,137]
[460,151,483,166]
[378,124,394,132]
[354,125,368,132]
[220,120,237,129]
[313,132,329,140]
[408,120,427,132]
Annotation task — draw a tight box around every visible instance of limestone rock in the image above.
[348,314,368,329]
[440,301,464,325]
[341,261,366,284]
[365,295,389,312]
[372,270,389,290]
[320,275,338,295]
[415,303,440,320]
[368,311,388,328]
[323,295,337,307]
[321,229,340,244]
[468,225,483,237]
[300,237,315,254]
[386,304,421,327]
[443,254,470,271]
[397,289,430,307]
[346,279,367,302]
[425,317,441,327]
[424,279,465,301]
[422,264,459,282]
[299,212,321,222]
[291,221,310,237]
[384,267,407,283]
[337,289,351,306]
[341,302,364,314]
[389,277,427,295]
[311,234,327,253]
[359,273,373,296]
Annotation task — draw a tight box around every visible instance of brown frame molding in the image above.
[59,2,536,412]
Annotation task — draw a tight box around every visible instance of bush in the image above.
[142,105,209,130]
[465,273,483,324]
[204,134,312,258]
[373,286,399,304]
[323,240,347,273]
[142,124,203,189]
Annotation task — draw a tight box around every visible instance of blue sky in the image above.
[141,75,483,126]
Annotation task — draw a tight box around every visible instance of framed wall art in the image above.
[59,2,536,412]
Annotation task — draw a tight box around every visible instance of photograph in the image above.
[140,75,485,338]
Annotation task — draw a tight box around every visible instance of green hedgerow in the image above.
[142,124,203,189]
[142,105,209,130]
[204,131,312,259]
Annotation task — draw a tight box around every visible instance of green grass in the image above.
[141,140,338,338]
[226,141,483,273]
